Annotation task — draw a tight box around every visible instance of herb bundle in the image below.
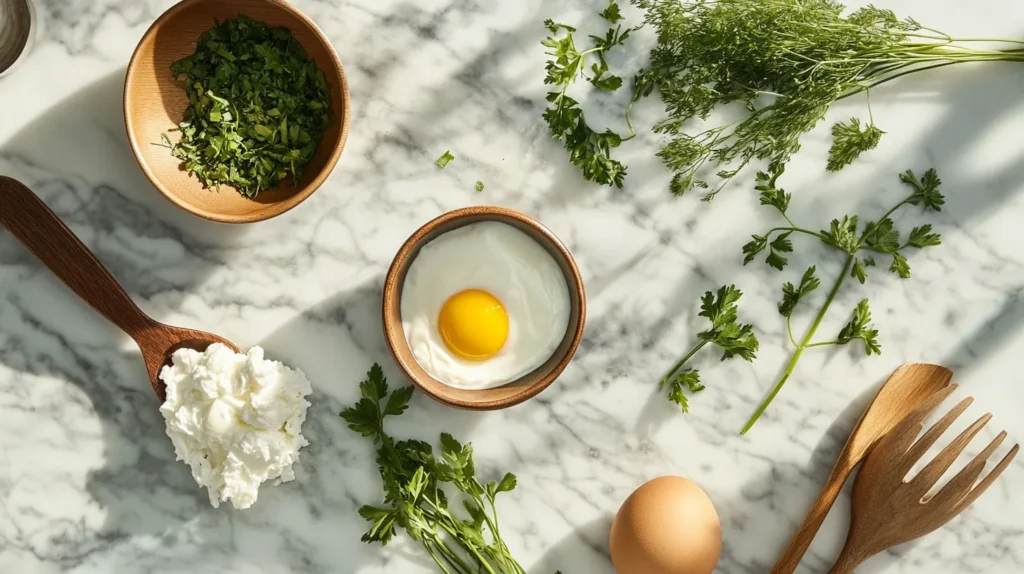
[163,15,331,198]
[341,365,543,574]
[659,285,759,412]
[543,1,1024,195]
[740,168,945,433]
[636,0,1024,198]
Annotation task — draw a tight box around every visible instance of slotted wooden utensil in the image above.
[829,384,1020,573]
[0,176,240,401]
[771,363,953,574]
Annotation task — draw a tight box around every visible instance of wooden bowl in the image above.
[383,207,587,410]
[123,0,350,223]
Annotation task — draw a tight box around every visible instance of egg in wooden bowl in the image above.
[383,206,586,410]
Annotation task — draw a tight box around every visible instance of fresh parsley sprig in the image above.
[659,285,759,413]
[341,365,543,574]
[542,0,637,187]
[740,168,945,433]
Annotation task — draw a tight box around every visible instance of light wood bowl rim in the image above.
[383,206,587,410]
[122,0,351,224]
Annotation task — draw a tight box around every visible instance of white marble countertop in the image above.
[2,0,1024,572]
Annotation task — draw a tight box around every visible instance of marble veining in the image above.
[2,0,1024,572]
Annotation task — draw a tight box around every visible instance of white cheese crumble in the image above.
[159,343,312,510]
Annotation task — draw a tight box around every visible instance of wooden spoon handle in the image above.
[771,466,852,574]
[0,176,154,336]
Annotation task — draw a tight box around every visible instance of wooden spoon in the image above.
[0,176,239,401]
[770,363,953,574]
[830,384,1019,573]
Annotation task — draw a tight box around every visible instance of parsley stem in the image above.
[419,498,495,573]
[742,254,854,434]
[865,88,875,125]
[425,541,459,574]
[855,194,915,251]
[622,98,639,141]
[480,495,515,572]
[768,226,829,243]
[786,316,797,348]
[436,518,497,574]
[805,340,842,348]
[660,339,709,386]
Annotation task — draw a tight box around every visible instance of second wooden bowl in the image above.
[383,207,587,410]
[123,0,351,223]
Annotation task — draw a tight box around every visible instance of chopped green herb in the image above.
[435,150,455,168]
[475,181,485,192]
[164,15,332,198]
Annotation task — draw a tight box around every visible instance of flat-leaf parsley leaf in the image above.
[659,285,759,413]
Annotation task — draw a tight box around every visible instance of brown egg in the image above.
[610,476,722,574]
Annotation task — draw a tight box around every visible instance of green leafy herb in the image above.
[164,15,331,198]
[475,181,485,192]
[778,266,820,318]
[740,168,945,433]
[659,285,759,412]
[436,150,455,168]
[828,118,885,172]
[632,0,1024,198]
[837,299,881,355]
[542,0,637,187]
[600,0,625,23]
[341,365,542,574]
[663,369,705,414]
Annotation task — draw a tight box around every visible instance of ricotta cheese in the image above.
[159,343,312,510]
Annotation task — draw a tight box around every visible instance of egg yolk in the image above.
[437,289,509,361]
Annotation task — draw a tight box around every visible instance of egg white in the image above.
[401,221,572,390]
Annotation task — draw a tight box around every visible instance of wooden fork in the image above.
[830,384,1020,573]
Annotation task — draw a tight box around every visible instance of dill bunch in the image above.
[635,0,1024,199]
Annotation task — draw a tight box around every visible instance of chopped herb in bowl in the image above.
[163,15,331,198]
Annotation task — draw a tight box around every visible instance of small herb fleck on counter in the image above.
[435,150,455,168]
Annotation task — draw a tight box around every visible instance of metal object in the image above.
[0,0,33,77]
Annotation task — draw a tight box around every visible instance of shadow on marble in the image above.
[860,60,1024,226]
[0,68,252,245]
[0,69,349,568]
[530,514,616,574]
[0,284,398,570]
[942,291,1024,379]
